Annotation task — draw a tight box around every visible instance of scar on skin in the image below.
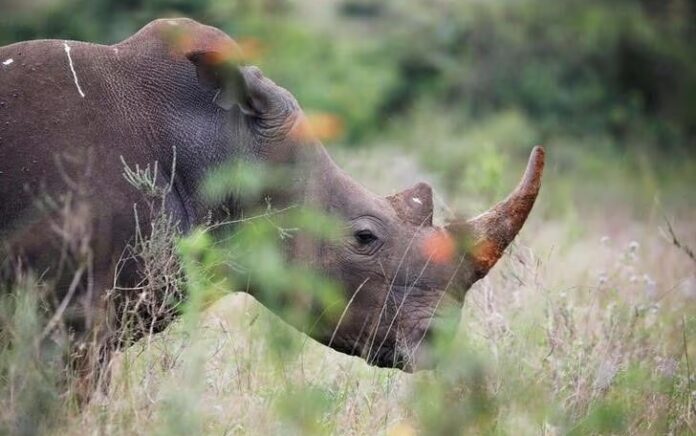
[63,42,86,98]
[412,197,422,205]
[2,59,13,66]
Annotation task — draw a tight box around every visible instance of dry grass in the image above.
[47,211,693,435]
[2,148,694,435]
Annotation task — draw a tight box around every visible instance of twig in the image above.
[683,316,695,417]
[40,265,85,341]
[204,205,297,232]
[661,216,696,264]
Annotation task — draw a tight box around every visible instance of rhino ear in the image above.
[186,52,298,124]
[386,182,434,226]
[185,50,253,112]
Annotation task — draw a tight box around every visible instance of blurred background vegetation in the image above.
[2,0,695,150]
[1,0,694,434]
[2,0,694,213]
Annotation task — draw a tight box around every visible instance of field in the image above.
[1,1,695,434]
[3,144,692,435]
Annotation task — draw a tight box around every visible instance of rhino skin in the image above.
[0,18,544,386]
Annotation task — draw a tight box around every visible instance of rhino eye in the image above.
[354,229,377,245]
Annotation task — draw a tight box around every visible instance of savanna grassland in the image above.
[1,0,695,434]
[68,149,696,435]
[3,136,694,435]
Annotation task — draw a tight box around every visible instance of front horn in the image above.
[446,146,545,278]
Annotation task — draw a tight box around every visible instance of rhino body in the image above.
[1,19,232,267]
[0,18,543,384]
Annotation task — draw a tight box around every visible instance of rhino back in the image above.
[0,20,226,276]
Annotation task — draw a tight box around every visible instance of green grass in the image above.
[1,1,695,433]
[57,209,693,435]
[2,140,691,435]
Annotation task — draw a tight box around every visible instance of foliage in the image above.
[1,0,694,434]
[376,0,696,152]
[3,197,693,434]
[1,0,693,151]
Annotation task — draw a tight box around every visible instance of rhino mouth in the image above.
[365,345,414,371]
[321,281,450,371]
[352,282,441,367]
[323,316,419,371]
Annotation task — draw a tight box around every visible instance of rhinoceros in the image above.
[0,18,543,383]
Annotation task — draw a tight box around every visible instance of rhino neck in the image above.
[298,141,383,217]
[151,105,245,232]
[287,140,352,212]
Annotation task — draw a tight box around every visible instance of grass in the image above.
[1,1,694,432]
[63,208,694,435]
[1,140,694,435]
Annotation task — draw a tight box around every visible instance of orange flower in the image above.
[168,30,195,56]
[206,38,244,63]
[290,113,345,142]
[236,37,265,62]
[166,28,244,63]
[422,231,456,264]
[387,422,416,436]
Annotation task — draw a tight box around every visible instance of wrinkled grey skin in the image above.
[0,18,542,374]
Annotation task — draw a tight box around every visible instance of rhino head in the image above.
[186,39,544,371]
[299,144,544,370]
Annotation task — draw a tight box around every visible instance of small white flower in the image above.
[628,240,640,252]
[643,274,657,297]
[594,360,619,390]
[656,357,678,378]
[600,236,610,245]
[678,276,696,299]
[598,272,608,286]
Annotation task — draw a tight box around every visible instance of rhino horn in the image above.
[386,182,434,226]
[447,146,545,278]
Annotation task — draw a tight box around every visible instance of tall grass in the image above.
[2,140,692,435]
[62,215,695,434]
